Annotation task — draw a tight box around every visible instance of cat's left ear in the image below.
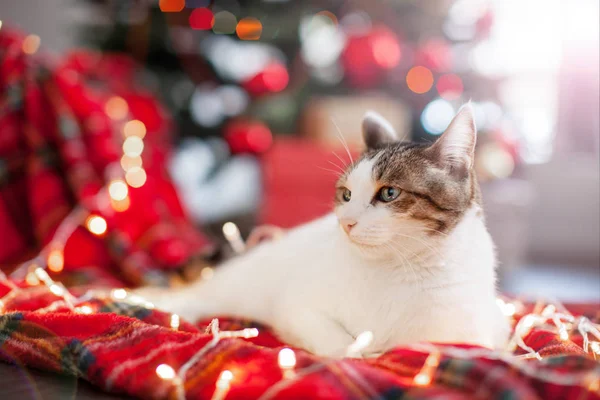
[428,103,477,178]
[362,111,397,150]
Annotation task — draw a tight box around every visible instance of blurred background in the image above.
[1,0,598,300]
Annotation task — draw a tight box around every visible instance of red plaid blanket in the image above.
[1,280,599,399]
[0,28,208,286]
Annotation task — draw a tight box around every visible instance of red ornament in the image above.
[341,25,401,88]
[225,120,273,154]
[243,63,289,96]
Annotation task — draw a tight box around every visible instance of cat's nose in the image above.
[341,218,357,234]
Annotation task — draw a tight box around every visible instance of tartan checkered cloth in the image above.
[0,29,209,285]
[1,281,599,400]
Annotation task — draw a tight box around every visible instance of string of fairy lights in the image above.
[0,87,598,399]
[2,215,600,399]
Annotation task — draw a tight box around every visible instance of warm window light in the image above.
[156,364,177,380]
[86,215,107,236]
[123,120,147,139]
[104,97,128,120]
[125,167,147,188]
[120,155,143,172]
[108,180,128,201]
[22,34,41,55]
[47,249,64,273]
[122,136,144,157]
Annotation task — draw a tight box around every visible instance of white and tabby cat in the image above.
[138,104,510,357]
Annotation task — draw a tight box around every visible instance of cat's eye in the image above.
[342,188,351,202]
[378,187,400,202]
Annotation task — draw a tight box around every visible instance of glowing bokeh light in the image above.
[479,143,515,179]
[156,364,176,380]
[278,348,297,369]
[421,98,455,135]
[110,196,130,212]
[22,34,41,55]
[125,167,147,188]
[108,180,129,201]
[413,373,432,386]
[120,155,143,172]
[189,7,214,30]
[371,32,401,69]
[112,288,127,299]
[406,66,434,94]
[213,11,237,34]
[122,136,144,157]
[77,305,93,314]
[262,63,289,92]
[216,370,233,388]
[123,119,147,139]
[86,215,108,236]
[159,0,184,12]
[47,249,64,273]
[436,74,464,100]
[316,10,338,26]
[236,17,262,40]
[105,97,129,120]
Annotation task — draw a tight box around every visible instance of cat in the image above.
[137,104,510,358]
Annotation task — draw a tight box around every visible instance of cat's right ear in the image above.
[362,111,397,150]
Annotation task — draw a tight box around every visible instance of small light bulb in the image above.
[105,97,128,120]
[86,215,107,236]
[120,155,143,172]
[559,328,569,341]
[216,370,233,389]
[170,314,180,330]
[47,250,64,273]
[242,328,259,338]
[125,167,147,188]
[156,364,176,380]
[112,288,127,300]
[413,373,432,386]
[521,315,536,329]
[123,119,147,139]
[108,180,128,201]
[591,342,600,354]
[122,136,144,157]
[222,222,245,253]
[77,305,93,314]
[278,348,296,369]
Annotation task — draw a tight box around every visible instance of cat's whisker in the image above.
[330,117,354,165]
[326,160,346,175]
[317,166,343,177]
[331,151,348,171]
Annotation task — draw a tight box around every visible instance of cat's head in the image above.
[334,104,480,258]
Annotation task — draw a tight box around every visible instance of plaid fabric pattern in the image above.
[1,281,599,400]
[0,28,209,285]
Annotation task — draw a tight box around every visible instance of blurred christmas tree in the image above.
[75,0,519,224]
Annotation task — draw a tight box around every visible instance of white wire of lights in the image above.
[2,229,600,398]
